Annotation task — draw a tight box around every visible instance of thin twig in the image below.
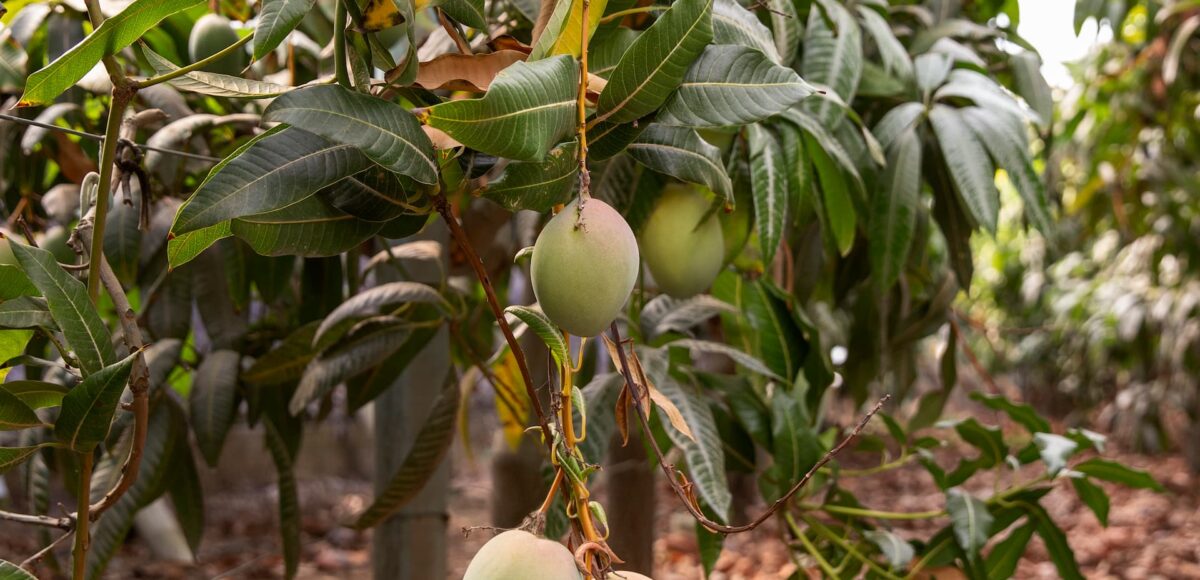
[608,321,889,534]
[0,113,223,162]
[19,529,75,570]
[0,510,72,529]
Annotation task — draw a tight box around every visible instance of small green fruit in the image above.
[531,198,639,337]
[463,530,582,580]
[640,185,724,298]
[189,14,245,76]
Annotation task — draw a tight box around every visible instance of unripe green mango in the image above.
[531,198,639,337]
[189,14,245,76]
[463,530,583,580]
[640,185,724,298]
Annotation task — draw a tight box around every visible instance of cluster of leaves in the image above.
[0,0,1164,578]
[971,0,1200,465]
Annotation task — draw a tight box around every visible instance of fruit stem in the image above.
[334,0,352,89]
[538,469,565,515]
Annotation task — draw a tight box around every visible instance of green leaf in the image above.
[779,108,864,190]
[969,392,1051,434]
[952,417,1006,467]
[627,124,732,203]
[865,529,915,570]
[0,444,49,475]
[504,305,569,366]
[946,488,993,561]
[438,0,487,29]
[346,325,439,411]
[1029,503,1084,580]
[321,168,427,223]
[289,321,410,414]
[746,123,787,265]
[167,222,233,269]
[190,350,240,467]
[801,0,861,124]
[104,195,141,285]
[231,193,385,257]
[171,127,371,236]
[55,353,137,452]
[768,388,822,498]
[872,102,925,151]
[142,46,291,98]
[263,85,438,184]
[657,45,813,128]
[1,380,68,409]
[870,126,921,294]
[1071,476,1110,526]
[422,56,578,161]
[641,348,731,521]
[0,388,39,430]
[959,107,1055,240]
[263,416,301,579]
[0,265,38,301]
[985,521,1035,580]
[168,432,206,553]
[666,339,781,381]
[254,0,318,59]
[929,104,998,233]
[935,70,1036,126]
[711,0,779,63]
[595,0,713,124]
[1073,458,1163,491]
[0,559,38,579]
[0,295,55,330]
[528,0,608,59]
[765,0,799,66]
[350,377,458,529]
[0,34,28,93]
[481,140,579,212]
[243,322,319,387]
[314,282,447,346]
[10,242,116,375]
[857,5,913,81]
[806,131,856,256]
[1010,51,1052,128]
[18,0,204,106]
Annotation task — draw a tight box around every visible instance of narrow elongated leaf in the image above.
[935,70,1036,126]
[711,0,779,63]
[765,0,799,66]
[627,124,732,203]
[350,379,458,529]
[10,243,116,375]
[264,85,437,184]
[801,1,861,124]
[0,389,39,430]
[872,102,925,151]
[1,380,68,409]
[1010,51,1051,128]
[55,353,136,452]
[0,559,34,579]
[315,282,446,345]
[779,108,864,186]
[865,530,915,570]
[143,47,291,98]
[595,0,713,124]
[19,102,79,154]
[0,444,50,475]
[167,222,233,269]
[231,193,385,257]
[858,5,913,81]
[929,104,998,233]
[640,294,734,338]
[946,488,993,561]
[321,168,426,223]
[438,0,487,29]
[18,0,203,106]
[657,45,813,128]
[171,127,371,235]
[263,417,300,579]
[985,521,1035,579]
[1072,476,1110,526]
[0,295,55,330]
[641,349,730,521]
[481,140,579,212]
[870,127,921,294]
[191,350,240,467]
[422,56,578,161]
[960,107,1054,239]
[769,388,822,497]
[969,392,1051,433]
[289,322,410,414]
[1030,503,1084,580]
[167,434,205,552]
[254,0,318,59]
[667,339,781,381]
[806,132,856,256]
[1073,459,1163,491]
[243,322,319,387]
[346,325,439,411]
[746,124,787,264]
[505,305,570,365]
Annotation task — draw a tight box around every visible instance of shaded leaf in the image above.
[504,305,569,365]
[254,0,318,59]
[746,123,787,265]
[143,46,291,99]
[1,380,68,409]
[657,45,812,128]
[0,388,39,430]
[929,104,998,233]
[243,322,319,387]
[666,338,781,381]
[1073,459,1163,491]
[289,322,410,414]
[0,296,55,330]
[0,444,49,475]
[231,194,385,258]
[481,140,579,212]
[1071,476,1109,526]
[627,124,732,203]
[985,521,1035,579]
[865,529,915,570]
[947,488,993,561]
[55,353,136,452]
[314,282,447,345]
[263,417,300,579]
[190,350,240,467]
[870,127,921,294]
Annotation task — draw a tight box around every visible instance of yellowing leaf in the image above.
[491,350,530,450]
[549,0,609,57]
[362,0,406,31]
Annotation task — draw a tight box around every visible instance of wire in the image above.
[0,112,223,162]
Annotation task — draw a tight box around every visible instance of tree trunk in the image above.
[603,431,656,575]
[372,223,451,580]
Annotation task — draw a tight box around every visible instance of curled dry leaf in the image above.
[415,50,527,92]
[602,334,695,442]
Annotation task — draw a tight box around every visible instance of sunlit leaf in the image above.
[657,45,813,128]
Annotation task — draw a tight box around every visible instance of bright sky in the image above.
[1016,0,1107,87]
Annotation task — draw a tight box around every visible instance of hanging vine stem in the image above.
[607,321,890,534]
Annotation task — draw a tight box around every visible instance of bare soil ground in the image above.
[3,425,1198,579]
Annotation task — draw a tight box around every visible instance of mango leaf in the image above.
[190,350,240,467]
[55,353,137,452]
[765,0,799,66]
[1029,503,1085,580]
[481,140,579,212]
[314,282,447,346]
[438,0,487,29]
[657,45,813,128]
[231,193,385,257]
[289,321,410,414]
[806,131,856,256]
[350,377,458,529]
[422,56,578,161]
[1,380,68,409]
[0,265,37,301]
[143,47,291,99]
[167,433,205,552]
[167,222,233,269]
[1071,476,1110,526]
[946,488,993,561]
[415,50,526,91]
[1073,458,1163,491]
[0,444,52,475]
[960,107,1055,240]
[870,127,921,294]
[10,242,116,375]
[243,322,319,387]
[968,392,1050,434]
[171,126,370,236]
[587,120,645,161]
[985,521,1035,579]
[0,388,39,430]
[929,104,998,233]
[873,102,926,151]
[346,325,439,411]
[711,0,779,63]
[865,530,915,570]
[263,417,300,579]
[528,0,609,59]
[768,388,823,499]
[1010,51,1052,128]
[254,0,318,59]
[18,0,204,106]
[0,295,55,330]
[640,294,734,339]
[0,35,27,93]
[595,0,713,124]
[857,4,913,81]
[802,0,861,124]
[667,339,781,381]
[504,305,569,366]
[321,168,426,223]
[263,85,438,184]
[626,124,732,203]
[747,124,787,264]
